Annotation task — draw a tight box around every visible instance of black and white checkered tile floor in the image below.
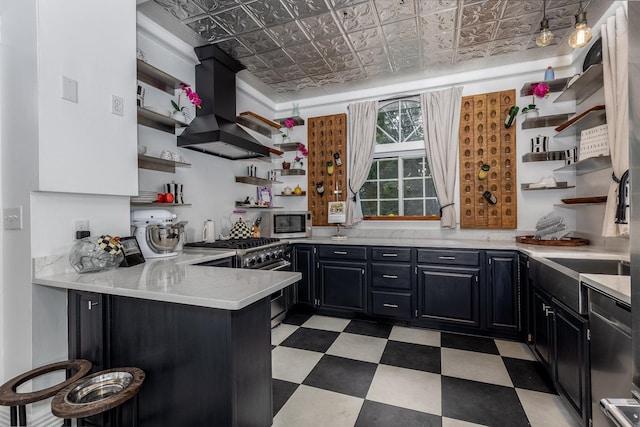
[271,313,581,427]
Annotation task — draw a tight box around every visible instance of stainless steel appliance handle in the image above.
[334,251,348,255]
[382,253,398,257]
[382,274,398,279]
[590,304,632,336]
[383,303,399,308]
[439,256,456,260]
[258,260,292,271]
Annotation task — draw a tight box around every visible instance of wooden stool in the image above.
[0,359,92,426]
[51,367,145,427]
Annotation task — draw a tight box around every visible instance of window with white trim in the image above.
[359,99,440,219]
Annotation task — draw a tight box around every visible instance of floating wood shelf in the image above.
[235,176,281,187]
[236,112,282,137]
[274,116,305,127]
[138,155,191,173]
[274,143,302,152]
[554,155,612,176]
[521,182,573,191]
[554,106,606,138]
[130,202,192,207]
[522,151,566,162]
[279,169,306,176]
[520,77,569,97]
[137,107,189,133]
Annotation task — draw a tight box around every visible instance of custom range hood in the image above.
[177,44,270,160]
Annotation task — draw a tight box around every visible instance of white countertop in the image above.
[33,251,301,311]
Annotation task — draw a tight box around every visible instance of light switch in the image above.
[3,206,23,230]
[62,76,78,103]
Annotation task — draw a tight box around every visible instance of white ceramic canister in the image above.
[203,219,216,242]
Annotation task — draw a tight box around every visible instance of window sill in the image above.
[363,216,441,221]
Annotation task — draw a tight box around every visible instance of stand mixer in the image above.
[131,209,180,259]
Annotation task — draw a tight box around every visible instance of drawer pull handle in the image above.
[439,256,456,260]
[382,274,398,279]
[382,253,398,257]
[383,303,399,308]
[334,251,348,255]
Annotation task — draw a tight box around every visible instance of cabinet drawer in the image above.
[317,245,367,261]
[417,249,479,266]
[371,291,412,319]
[371,264,412,290]
[371,247,411,262]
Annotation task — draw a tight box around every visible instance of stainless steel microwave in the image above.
[261,211,312,239]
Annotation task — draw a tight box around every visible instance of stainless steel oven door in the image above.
[256,260,291,271]
[252,259,292,327]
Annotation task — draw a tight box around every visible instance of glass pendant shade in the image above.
[568,11,592,48]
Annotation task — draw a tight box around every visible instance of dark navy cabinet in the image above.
[293,245,316,307]
[317,245,367,313]
[369,247,413,320]
[486,251,519,335]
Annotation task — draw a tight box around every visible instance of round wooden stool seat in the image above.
[51,367,145,420]
[0,359,92,406]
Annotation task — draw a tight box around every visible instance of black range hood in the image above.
[177,44,270,160]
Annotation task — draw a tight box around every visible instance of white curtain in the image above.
[420,86,464,228]
[601,6,629,237]
[346,100,378,226]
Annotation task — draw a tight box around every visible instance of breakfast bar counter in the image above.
[33,253,300,427]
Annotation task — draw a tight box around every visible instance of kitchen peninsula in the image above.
[33,252,301,427]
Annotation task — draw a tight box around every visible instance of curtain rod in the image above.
[380,93,421,103]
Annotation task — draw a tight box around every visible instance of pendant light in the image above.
[536,0,554,47]
[568,1,593,48]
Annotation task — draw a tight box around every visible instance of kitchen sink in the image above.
[546,258,630,276]
[529,257,630,315]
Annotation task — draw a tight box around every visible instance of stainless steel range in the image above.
[185,238,292,326]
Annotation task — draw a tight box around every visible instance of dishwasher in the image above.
[587,286,633,427]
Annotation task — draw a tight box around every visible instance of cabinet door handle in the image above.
[88,301,98,310]
[439,256,456,260]
[382,253,398,257]
[334,251,348,255]
[382,274,398,279]
[383,303,399,308]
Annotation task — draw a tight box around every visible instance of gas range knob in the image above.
[248,257,257,266]
[265,252,272,261]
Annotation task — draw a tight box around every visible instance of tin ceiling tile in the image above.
[187,15,231,41]
[337,2,378,32]
[382,18,418,44]
[288,77,318,90]
[190,0,236,12]
[330,0,369,7]
[459,22,497,46]
[549,0,585,9]
[212,6,261,34]
[314,36,353,56]
[336,68,367,81]
[257,49,296,68]
[311,73,343,85]
[460,1,503,27]
[267,21,310,47]
[348,27,384,51]
[421,30,456,50]
[364,63,393,77]
[252,69,287,85]
[298,58,333,75]
[154,0,207,20]
[392,56,422,72]
[236,29,280,53]
[214,38,254,58]
[374,0,418,24]
[244,1,295,26]
[238,55,270,72]
[325,53,361,71]
[275,64,309,80]
[388,40,420,60]
[299,12,342,40]
[418,0,457,15]
[489,36,531,55]
[456,42,490,61]
[420,9,457,32]
[502,0,542,18]
[495,13,542,39]
[356,47,388,66]
[284,42,324,62]
[547,5,582,29]
[281,0,329,19]
[422,48,454,64]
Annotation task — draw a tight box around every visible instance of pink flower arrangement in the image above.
[532,83,550,98]
[284,118,296,129]
[172,83,202,115]
[295,143,308,162]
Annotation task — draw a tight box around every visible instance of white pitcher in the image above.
[203,219,216,242]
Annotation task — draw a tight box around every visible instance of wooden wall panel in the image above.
[307,113,347,226]
[459,90,517,229]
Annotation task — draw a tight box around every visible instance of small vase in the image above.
[172,110,186,124]
[282,136,291,144]
[525,109,540,119]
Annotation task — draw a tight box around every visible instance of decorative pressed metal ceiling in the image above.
[137,0,611,100]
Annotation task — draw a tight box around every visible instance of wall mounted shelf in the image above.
[521,182,574,191]
[274,116,305,127]
[554,155,612,176]
[236,111,282,137]
[520,77,570,97]
[138,155,191,173]
[137,59,189,95]
[522,151,566,163]
[279,169,306,176]
[137,107,188,133]
[274,143,302,152]
[554,106,606,138]
[235,176,281,187]
[130,202,192,207]
[234,204,283,209]
[554,64,603,106]
[554,203,606,209]
[277,192,306,196]
[521,113,574,130]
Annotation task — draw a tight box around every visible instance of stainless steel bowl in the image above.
[64,371,133,404]
[146,224,180,253]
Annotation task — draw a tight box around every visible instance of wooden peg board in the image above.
[459,90,517,229]
[307,113,347,226]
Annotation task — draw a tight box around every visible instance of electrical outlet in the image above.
[62,76,78,103]
[112,95,123,116]
[3,206,23,230]
[74,219,89,239]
